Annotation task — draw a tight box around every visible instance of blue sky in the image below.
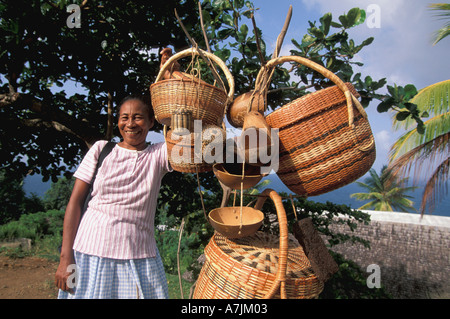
[252,0,449,173]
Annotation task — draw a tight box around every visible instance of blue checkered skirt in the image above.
[58,250,169,299]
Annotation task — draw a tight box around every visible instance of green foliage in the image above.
[320,252,391,299]
[42,176,74,211]
[0,209,64,242]
[0,169,44,224]
[377,84,426,134]
[253,191,372,249]
[0,0,206,181]
[155,205,204,278]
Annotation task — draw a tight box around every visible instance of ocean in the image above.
[23,172,449,217]
[260,174,450,217]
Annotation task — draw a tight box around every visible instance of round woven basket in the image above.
[164,124,225,173]
[193,189,323,299]
[262,56,376,197]
[150,48,234,127]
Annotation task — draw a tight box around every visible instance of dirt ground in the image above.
[0,255,59,299]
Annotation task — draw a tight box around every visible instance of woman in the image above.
[55,95,172,299]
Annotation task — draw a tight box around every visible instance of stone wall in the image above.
[328,210,450,299]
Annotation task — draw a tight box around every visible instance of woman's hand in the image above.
[54,178,90,293]
[55,255,76,293]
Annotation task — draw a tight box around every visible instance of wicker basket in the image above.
[150,48,234,127]
[193,189,324,299]
[262,56,376,197]
[164,124,225,173]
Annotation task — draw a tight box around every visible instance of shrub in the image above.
[0,209,64,242]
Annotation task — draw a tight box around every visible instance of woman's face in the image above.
[118,99,154,150]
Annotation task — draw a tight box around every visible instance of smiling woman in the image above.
[55,93,173,299]
[117,96,155,151]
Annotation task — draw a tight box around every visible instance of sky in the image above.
[251,0,449,173]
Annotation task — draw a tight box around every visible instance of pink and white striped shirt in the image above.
[72,140,172,260]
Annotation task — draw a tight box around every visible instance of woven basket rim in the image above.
[266,83,360,129]
[150,77,228,94]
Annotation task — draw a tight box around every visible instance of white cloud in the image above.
[375,129,391,151]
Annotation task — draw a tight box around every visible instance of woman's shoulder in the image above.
[92,140,110,149]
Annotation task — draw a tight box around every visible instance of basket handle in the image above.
[256,55,367,128]
[254,188,288,299]
[155,47,235,105]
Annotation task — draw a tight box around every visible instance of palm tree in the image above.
[386,6,449,215]
[351,165,418,212]
[429,3,450,45]
[388,80,449,215]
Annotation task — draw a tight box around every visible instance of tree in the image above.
[351,165,418,213]
[386,6,449,215]
[42,176,75,211]
[0,0,204,182]
[387,80,449,214]
[0,169,44,224]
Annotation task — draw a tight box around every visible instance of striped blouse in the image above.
[72,140,172,260]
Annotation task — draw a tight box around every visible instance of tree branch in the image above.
[1,92,102,148]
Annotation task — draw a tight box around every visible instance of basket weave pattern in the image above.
[151,79,228,126]
[266,83,376,196]
[193,231,323,299]
[165,125,225,173]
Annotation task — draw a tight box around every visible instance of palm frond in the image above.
[358,201,378,210]
[355,181,373,192]
[428,4,450,45]
[420,157,450,215]
[390,112,450,160]
[432,26,450,45]
[350,192,378,201]
[388,131,450,184]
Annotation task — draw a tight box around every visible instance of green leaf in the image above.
[355,9,366,26]
[346,8,362,28]
[214,48,230,61]
[404,84,418,100]
[338,14,349,28]
[377,99,392,113]
[222,13,234,27]
[396,111,410,121]
[330,21,343,28]
[320,12,332,36]
[309,27,324,39]
[416,122,425,134]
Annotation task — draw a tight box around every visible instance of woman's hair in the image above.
[117,94,154,120]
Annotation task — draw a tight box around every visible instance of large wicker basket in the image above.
[193,189,324,299]
[150,48,234,127]
[262,56,376,197]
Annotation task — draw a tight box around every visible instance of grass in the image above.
[166,273,194,299]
